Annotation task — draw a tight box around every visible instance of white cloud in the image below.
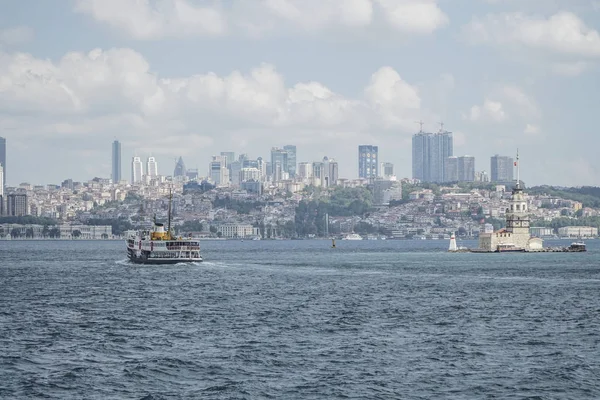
[0,26,34,46]
[74,0,226,39]
[74,0,448,39]
[465,99,507,122]
[499,85,540,119]
[524,123,540,134]
[464,84,540,123]
[552,61,589,76]
[374,0,449,34]
[463,11,600,58]
[0,47,428,159]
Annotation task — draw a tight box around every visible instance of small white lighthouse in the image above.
[448,232,458,252]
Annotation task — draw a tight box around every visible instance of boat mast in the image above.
[167,187,172,237]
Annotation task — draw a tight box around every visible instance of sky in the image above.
[0,0,599,187]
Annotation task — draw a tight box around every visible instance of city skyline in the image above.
[1,1,599,186]
[0,135,555,187]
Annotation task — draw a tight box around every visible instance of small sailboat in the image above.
[331,238,336,248]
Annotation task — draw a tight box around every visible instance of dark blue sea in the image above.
[1,239,599,399]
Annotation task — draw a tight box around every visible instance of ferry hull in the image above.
[127,248,203,264]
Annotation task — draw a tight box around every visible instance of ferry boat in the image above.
[125,190,203,264]
[567,242,586,252]
[342,233,363,240]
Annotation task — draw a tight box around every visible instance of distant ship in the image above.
[342,233,363,240]
[125,190,203,264]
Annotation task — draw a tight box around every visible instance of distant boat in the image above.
[125,189,203,264]
[342,233,363,240]
[568,242,586,252]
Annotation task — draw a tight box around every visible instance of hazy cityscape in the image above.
[1,131,598,240]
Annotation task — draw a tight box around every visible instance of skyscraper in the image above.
[490,155,514,182]
[412,130,453,183]
[270,148,288,180]
[220,152,235,167]
[458,156,475,182]
[283,145,297,178]
[358,145,378,180]
[146,156,158,178]
[131,156,143,184]
[444,156,459,182]
[174,157,186,177]
[209,155,229,185]
[111,140,121,183]
[0,164,3,197]
[7,193,27,216]
[0,136,6,187]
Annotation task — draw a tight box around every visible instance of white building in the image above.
[558,226,598,238]
[214,224,259,238]
[209,156,229,186]
[240,167,261,182]
[131,156,143,184]
[146,156,158,178]
[298,162,313,181]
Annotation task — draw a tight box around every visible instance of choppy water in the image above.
[1,239,599,399]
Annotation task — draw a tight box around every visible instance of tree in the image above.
[101,233,109,240]
[72,230,82,239]
[209,225,217,234]
[10,228,21,239]
[25,228,34,239]
[216,231,222,238]
[49,228,61,239]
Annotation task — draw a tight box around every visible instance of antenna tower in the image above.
[415,120,425,133]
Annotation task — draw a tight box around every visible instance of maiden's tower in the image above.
[477,151,543,252]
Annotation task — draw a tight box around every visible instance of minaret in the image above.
[505,149,529,235]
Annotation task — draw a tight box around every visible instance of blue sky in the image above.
[0,0,599,186]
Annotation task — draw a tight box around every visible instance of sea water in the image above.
[1,239,599,399]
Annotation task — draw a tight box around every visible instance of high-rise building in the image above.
[445,156,475,182]
[7,193,27,216]
[458,156,475,182]
[230,161,242,186]
[174,157,186,177]
[412,129,453,183]
[327,158,339,186]
[380,162,394,178]
[358,145,378,180]
[209,155,229,185]
[283,145,297,178]
[270,148,288,181]
[444,156,459,182]
[0,164,3,197]
[220,152,235,167]
[298,162,313,180]
[312,161,324,187]
[490,155,514,182]
[0,136,6,187]
[131,156,143,184]
[146,156,158,178]
[111,140,121,183]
